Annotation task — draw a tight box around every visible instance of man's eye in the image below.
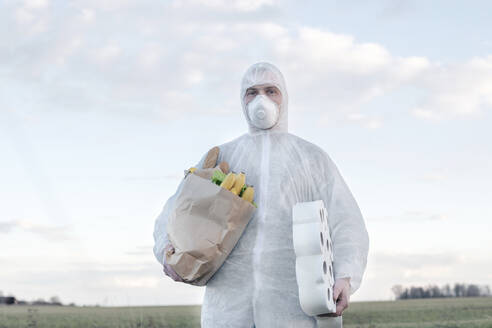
[267,89,277,94]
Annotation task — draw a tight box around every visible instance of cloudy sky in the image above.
[1,0,491,306]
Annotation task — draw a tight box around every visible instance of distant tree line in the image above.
[392,283,491,300]
[0,291,75,306]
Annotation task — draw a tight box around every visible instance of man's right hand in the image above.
[163,244,184,282]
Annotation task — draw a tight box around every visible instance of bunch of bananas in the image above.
[185,166,256,207]
[212,170,256,207]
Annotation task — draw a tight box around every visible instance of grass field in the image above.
[1,297,491,328]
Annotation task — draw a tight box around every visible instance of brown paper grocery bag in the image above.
[165,167,256,286]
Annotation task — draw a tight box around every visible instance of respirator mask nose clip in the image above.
[246,94,280,130]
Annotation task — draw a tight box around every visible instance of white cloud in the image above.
[121,174,183,182]
[0,221,17,233]
[3,0,491,124]
[373,251,464,270]
[53,38,83,65]
[380,0,416,19]
[271,26,431,118]
[124,246,153,256]
[419,173,448,182]
[137,42,166,69]
[369,210,449,222]
[112,276,160,288]
[0,219,73,241]
[184,69,205,85]
[1,2,433,123]
[13,0,50,35]
[79,8,95,22]
[0,259,205,305]
[24,0,50,10]
[171,0,279,12]
[15,7,35,24]
[281,27,394,74]
[95,43,121,62]
[346,113,383,129]
[411,55,492,119]
[356,249,492,301]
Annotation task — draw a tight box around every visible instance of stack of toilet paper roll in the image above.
[292,200,336,316]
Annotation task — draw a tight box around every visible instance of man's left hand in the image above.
[320,277,351,317]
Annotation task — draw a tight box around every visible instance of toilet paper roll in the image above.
[321,222,333,262]
[293,200,325,223]
[295,255,326,315]
[293,221,324,256]
[322,257,335,286]
[293,200,336,316]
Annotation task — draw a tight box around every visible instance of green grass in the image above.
[342,297,492,328]
[0,305,201,328]
[1,297,491,328]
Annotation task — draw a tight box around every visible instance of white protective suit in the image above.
[153,62,370,328]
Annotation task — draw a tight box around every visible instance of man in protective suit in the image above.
[153,62,370,328]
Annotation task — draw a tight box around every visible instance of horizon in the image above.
[3,281,491,307]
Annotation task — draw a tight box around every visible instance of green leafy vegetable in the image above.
[211,169,226,186]
[238,184,247,197]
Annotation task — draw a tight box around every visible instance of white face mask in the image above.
[246,95,280,130]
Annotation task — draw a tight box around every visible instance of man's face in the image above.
[244,83,282,107]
